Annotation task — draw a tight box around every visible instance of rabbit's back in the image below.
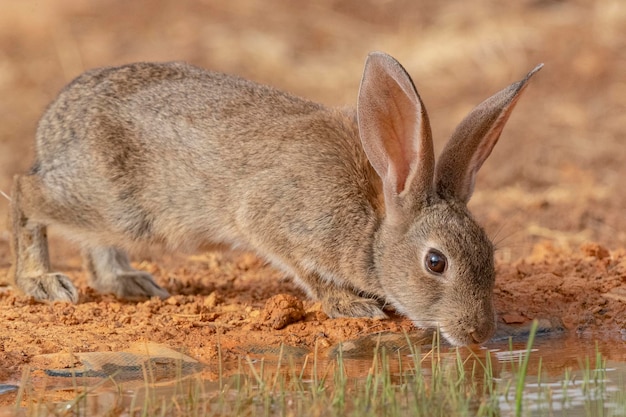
[36,62,327,167]
[32,62,381,257]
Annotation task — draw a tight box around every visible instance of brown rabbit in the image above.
[9,52,541,346]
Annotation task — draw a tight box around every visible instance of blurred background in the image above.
[0,0,624,262]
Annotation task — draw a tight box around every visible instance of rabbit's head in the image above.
[358,53,542,345]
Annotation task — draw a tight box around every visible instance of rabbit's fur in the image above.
[9,52,541,346]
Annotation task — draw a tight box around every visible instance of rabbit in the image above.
[8,52,541,346]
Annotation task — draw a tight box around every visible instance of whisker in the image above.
[490,220,520,251]
[0,189,11,202]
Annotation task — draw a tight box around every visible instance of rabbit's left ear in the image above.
[357,52,435,222]
[435,64,543,204]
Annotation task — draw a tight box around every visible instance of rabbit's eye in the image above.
[425,249,447,275]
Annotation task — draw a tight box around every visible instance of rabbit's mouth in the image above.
[439,320,496,346]
[403,320,485,347]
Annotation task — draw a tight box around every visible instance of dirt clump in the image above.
[261,294,307,330]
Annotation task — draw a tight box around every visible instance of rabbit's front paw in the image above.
[322,293,387,319]
[17,273,79,303]
[114,272,170,300]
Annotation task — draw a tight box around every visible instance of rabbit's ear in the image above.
[357,52,435,221]
[435,64,543,204]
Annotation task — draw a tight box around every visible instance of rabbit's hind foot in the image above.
[84,246,170,300]
[112,271,170,300]
[15,272,79,303]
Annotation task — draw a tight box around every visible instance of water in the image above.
[487,334,626,416]
[170,332,626,416]
[312,330,626,416]
[2,331,625,416]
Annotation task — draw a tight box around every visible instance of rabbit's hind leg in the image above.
[9,174,78,302]
[83,246,169,300]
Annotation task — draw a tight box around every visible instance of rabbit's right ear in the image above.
[357,52,435,223]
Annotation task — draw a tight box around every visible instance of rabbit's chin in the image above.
[408,317,491,346]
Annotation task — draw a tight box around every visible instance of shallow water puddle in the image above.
[316,331,626,416]
[485,334,626,416]
[2,331,625,416]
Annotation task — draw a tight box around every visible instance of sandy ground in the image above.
[1,0,626,407]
